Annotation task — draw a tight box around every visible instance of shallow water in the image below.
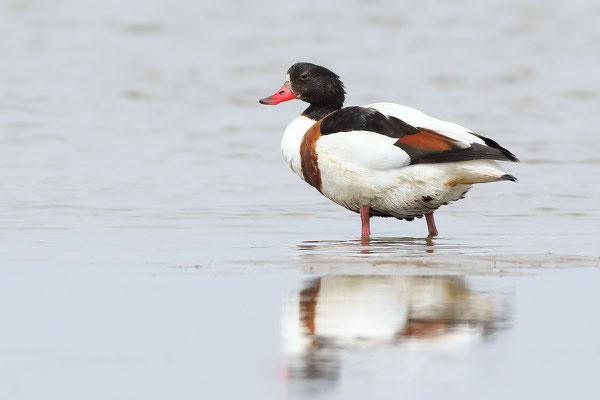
[1,0,599,399]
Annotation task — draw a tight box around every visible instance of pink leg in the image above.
[360,205,371,238]
[425,213,438,237]
[361,236,370,248]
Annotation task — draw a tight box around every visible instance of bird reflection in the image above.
[282,275,506,387]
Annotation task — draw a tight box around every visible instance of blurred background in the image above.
[1,0,599,399]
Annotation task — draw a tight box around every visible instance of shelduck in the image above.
[260,62,518,238]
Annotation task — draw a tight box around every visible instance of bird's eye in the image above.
[300,73,309,80]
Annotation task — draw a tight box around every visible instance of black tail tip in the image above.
[501,174,518,182]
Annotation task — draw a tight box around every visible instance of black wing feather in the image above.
[400,142,517,164]
[470,132,519,162]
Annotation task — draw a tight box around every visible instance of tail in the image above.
[500,173,517,182]
[445,160,517,187]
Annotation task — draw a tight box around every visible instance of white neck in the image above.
[280,115,316,179]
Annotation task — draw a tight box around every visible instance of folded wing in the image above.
[319,104,518,166]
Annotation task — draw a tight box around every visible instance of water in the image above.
[1,0,599,398]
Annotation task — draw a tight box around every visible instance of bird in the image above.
[259,62,518,238]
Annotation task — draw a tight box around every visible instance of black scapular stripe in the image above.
[320,106,420,137]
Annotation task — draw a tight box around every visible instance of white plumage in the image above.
[262,62,517,236]
[282,110,510,220]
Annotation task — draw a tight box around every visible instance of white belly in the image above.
[317,153,474,219]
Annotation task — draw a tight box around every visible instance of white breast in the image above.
[280,115,315,179]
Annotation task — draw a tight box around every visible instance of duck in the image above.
[259,62,518,238]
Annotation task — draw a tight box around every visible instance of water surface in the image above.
[1,0,599,399]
